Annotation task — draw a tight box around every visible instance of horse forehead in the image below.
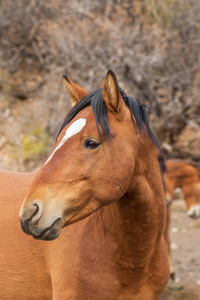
[65,118,87,138]
[58,107,94,139]
[44,117,88,165]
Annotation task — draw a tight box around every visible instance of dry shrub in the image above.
[0,0,200,169]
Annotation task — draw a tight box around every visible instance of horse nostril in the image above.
[19,201,43,235]
[19,201,43,225]
[32,203,39,217]
[30,201,43,225]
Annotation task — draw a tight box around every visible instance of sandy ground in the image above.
[160,199,200,300]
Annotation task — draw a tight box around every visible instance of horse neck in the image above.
[88,140,165,269]
[181,180,200,205]
[168,164,199,189]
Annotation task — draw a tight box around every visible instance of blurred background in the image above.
[0,0,199,171]
[0,0,200,298]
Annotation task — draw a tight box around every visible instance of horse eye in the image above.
[84,139,101,149]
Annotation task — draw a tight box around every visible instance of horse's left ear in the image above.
[103,70,125,117]
[63,75,89,106]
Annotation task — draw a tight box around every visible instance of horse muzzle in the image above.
[19,201,62,240]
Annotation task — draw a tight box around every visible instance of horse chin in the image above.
[33,218,62,241]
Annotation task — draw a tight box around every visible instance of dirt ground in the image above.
[160,198,200,300]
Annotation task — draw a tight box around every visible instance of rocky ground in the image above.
[161,198,200,300]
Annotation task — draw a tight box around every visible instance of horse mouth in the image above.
[33,218,62,241]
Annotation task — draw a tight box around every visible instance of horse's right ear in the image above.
[63,75,89,106]
[103,70,126,119]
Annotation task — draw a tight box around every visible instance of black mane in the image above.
[58,87,162,154]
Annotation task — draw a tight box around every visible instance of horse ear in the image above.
[63,75,89,106]
[103,70,124,115]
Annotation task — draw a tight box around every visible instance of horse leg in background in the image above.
[164,206,175,280]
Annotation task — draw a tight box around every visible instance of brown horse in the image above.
[0,71,169,299]
[164,160,200,217]
[163,159,200,279]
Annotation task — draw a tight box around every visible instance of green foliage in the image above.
[20,127,49,162]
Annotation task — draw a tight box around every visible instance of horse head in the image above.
[19,70,145,240]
